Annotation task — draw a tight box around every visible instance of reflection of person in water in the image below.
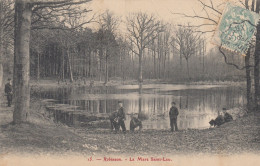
[130,116,142,132]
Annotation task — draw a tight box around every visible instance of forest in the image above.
[1,1,244,86]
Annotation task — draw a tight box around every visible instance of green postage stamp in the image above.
[212,3,260,55]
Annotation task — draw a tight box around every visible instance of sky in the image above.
[88,0,210,26]
[84,0,239,50]
[89,0,200,21]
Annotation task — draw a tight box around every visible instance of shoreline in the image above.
[29,78,245,90]
[0,79,256,156]
[0,95,259,156]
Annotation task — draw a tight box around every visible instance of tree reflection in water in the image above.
[34,84,245,130]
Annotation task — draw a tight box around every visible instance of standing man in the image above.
[117,101,126,133]
[169,101,179,132]
[4,78,13,107]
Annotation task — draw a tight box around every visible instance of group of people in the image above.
[109,100,234,133]
[109,101,127,133]
[109,101,143,133]
[209,108,233,127]
[109,101,179,133]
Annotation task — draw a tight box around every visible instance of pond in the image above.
[32,84,245,130]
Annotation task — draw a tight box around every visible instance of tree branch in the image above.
[218,44,253,70]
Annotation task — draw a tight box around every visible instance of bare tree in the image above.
[0,0,14,87]
[126,12,164,83]
[174,25,201,80]
[98,10,120,34]
[30,30,48,81]
[13,0,92,124]
[253,0,260,106]
[97,10,120,84]
[162,25,171,79]
[174,0,259,109]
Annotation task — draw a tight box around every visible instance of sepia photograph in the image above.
[0,0,259,165]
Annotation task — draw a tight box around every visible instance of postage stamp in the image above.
[212,3,260,55]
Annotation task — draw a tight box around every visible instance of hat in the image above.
[7,78,11,81]
[118,101,123,104]
[222,108,227,110]
[171,101,176,105]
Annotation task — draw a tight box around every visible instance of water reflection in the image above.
[32,84,245,130]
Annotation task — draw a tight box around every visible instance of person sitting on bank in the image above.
[209,109,232,127]
[130,115,142,132]
[116,101,126,133]
[222,108,233,122]
[169,101,179,132]
[209,114,225,127]
[4,78,13,107]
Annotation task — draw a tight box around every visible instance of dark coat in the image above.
[224,112,233,122]
[210,115,225,127]
[117,107,126,120]
[130,117,142,131]
[169,106,179,119]
[5,83,12,94]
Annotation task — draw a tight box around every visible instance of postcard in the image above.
[0,0,259,165]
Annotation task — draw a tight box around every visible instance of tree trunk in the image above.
[88,50,91,78]
[153,47,156,79]
[99,49,103,82]
[138,49,143,83]
[157,34,160,80]
[186,58,190,80]
[254,0,260,108]
[0,1,4,88]
[0,64,3,87]
[245,49,253,109]
[37,52,40,81]
[138,84,142,113]
[254,24,260,107]
[167,48,170,79]
[66,48,74,82]
[13,0,32,124]
[105,54,108,84]
[202,40,205,73]
[61,48,65,81]
[158,56,161,79]
[180,45,182,66]
[163,49,167,79]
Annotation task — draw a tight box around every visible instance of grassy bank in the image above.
[0,96,259,156]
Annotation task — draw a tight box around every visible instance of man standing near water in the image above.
[116,101,126,133]
[169,101,179,132]
[4,78,13,107]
